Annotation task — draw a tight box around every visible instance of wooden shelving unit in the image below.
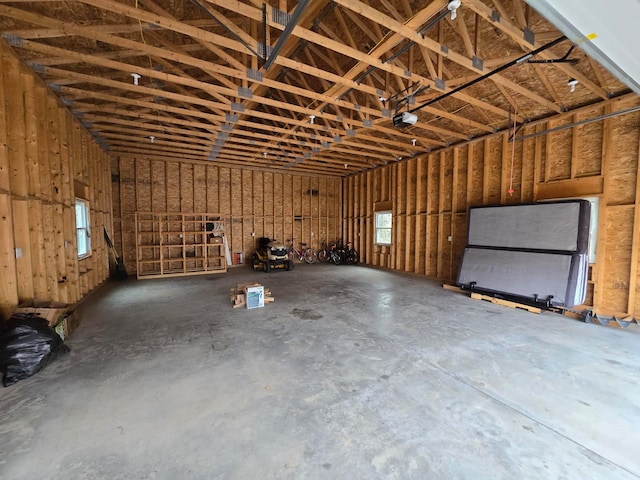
[135,212,227,279]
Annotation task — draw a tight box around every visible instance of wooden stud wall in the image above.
[0,41,113,320]
[343,95,640,317]
[111,156,342,271]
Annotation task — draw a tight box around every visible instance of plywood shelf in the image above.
[135,212,227,279]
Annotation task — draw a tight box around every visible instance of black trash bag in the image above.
[0,313,70,387]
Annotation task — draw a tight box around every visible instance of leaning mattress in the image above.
[457,247,588,307]
[467,201,591,253]
[457,200,591,308]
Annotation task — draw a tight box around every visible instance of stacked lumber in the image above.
[229,282,275,309]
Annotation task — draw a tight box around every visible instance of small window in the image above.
[75,198,91,259]
[375,211,392,245]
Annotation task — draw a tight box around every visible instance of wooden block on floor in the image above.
[470,292,542,314]
[232,293,246,308]
[442,283,463,292]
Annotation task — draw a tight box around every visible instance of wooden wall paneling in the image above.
[470,143,484,206]
[23,73,42,199]
[486,136,502,205]
[193,164,207,213]
[407,159,417,272]
[533,125,544,197]
[229,168,241,236]
[344,175,353,249]
[63,203,79,303]
[602,206,634,313]
[597,102,640,313]
[520,128,535,201]
[252,171,264,249]
[281,174,292,244]
[264,171,274,239]
[181,162,195,213]
[62,115,79,301]
[110,155,122,263]
[101,162,111,284]
[502,133,522,204]
[426,155,438,276]
[482,139,491,204]
[0,46,9,195]
[0,42,111,312]
[152,160,167,212]
[88,141,100,292]
[501,134,510,204]
[119,158,137,268]
[545,116,573,181]
[450,148,461,280]
[604,110,640,207]
[52,203,67,302]
[593,105,612,311]
[56,110,71,300]
[58,110,72,207]
[47,96,62,206]
[575,107,604,177]
[12,199,34,302]
[365,171,373,264]
[71,122,83,184]
[317,176,326,246]
[293,174,302,245]
[242,169,253,260]
[40,202,58,301]
[6,64,33,302]
[406,196,416,272]
[136,158,152,212]
[413,157,426,274]
[166,161,180,212]
[393,162,402,270]
[0,193,18,318]
[335,178,342,253]
[311,176,320,249]
[24,74,47,301]
[206,166,219,214]
[342,176,349,251]
[436,151,451,278]
[570,113,580,179]
[628,136,640,314]
[4,51,27,199]
[28,198,47,301]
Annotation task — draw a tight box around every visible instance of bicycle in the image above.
[286,238,318,264]
[317,239,332,263]
[342,241,360,265]
[330,239,359,265]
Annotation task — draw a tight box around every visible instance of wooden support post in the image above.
[627,139,640,315]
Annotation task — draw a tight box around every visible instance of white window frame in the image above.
[75,198,91,259]
[375,211,392,245]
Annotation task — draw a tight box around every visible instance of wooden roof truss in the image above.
[0,0,628,176]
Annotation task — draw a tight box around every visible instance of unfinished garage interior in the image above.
[1,0,640,477]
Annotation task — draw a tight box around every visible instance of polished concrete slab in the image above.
[1,264,639,479]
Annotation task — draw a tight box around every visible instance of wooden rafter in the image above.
[0,0,627,176]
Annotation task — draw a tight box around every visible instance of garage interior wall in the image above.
[110,156,342,270]
[0,41,113,320]
[343,94,640,317]
[3,34,640,320]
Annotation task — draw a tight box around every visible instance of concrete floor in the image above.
[1,264,640,479]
